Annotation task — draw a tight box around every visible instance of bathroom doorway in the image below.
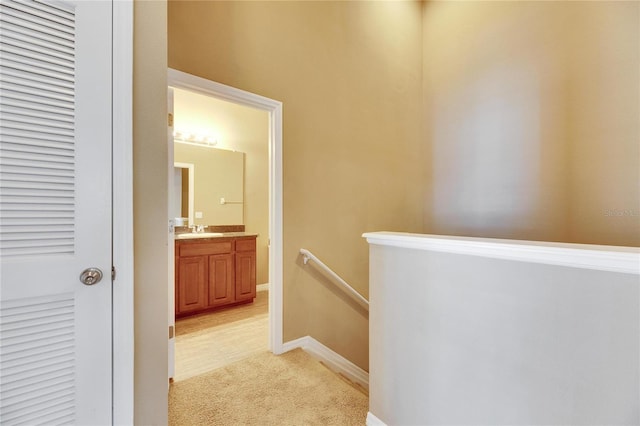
[167,69,283,381]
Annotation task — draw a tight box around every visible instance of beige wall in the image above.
[169,0,425,370]
[133,1,168,424]
[423,1,640,246]
[173,88,270,284]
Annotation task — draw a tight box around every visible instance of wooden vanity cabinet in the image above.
[175,236,256,317]
[235,238,256,302]
[177,256,207,314]
[208,253,234,307]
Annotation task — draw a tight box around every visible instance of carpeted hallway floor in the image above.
[169,348,368,425]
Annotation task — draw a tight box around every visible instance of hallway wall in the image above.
[169,0,425,370]
[423,1,640,246]
[133,1,168,424]
[166,0,640,376]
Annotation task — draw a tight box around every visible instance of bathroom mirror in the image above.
[173,144,244,226]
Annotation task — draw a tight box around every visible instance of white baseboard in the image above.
[281,335,369,391]
[256,283,269,292]
[366,412,387,426]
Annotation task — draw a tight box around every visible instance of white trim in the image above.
[281,336,309,353]
[167,69,285,355]
[366,412,387,426]
[281,336,369,391]
[363,232,640,275]
[112,0,133,424]
[167,89,176,384]
[256,283,269,292]
[173,162,194,225]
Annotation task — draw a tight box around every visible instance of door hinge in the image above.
[168,113,174,127]
[111,266,116,281]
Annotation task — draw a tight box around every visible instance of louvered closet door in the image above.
[0,1,113,425]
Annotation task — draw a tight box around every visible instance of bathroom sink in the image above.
[175,232,225,239]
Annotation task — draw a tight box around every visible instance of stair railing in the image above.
[299,248,369,311]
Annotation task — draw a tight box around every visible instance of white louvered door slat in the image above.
[0,19,75,49]
[0,0,113,425]
[0,52,75,80]
[0,7,75,40]
[1,74,75,97]
[0,20,75,50]
[2,96,75,113]
[1,131,74,146]
[0,34,75,62]
[1,67,75,91]
[3,0,74,22]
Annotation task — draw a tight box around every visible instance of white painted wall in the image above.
[365,232,640,426]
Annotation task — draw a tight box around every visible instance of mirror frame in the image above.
[174,162,194,225]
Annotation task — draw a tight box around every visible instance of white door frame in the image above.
[168,69,285,354]
[168,88,176,382]
[112,1,134,424]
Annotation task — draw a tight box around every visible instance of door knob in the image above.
[80,268,103,286]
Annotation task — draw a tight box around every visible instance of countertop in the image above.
[175,232,258,240]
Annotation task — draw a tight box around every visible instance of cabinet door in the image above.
[235,251,256,302]
[208,253,234,307]
[177,256,207,314]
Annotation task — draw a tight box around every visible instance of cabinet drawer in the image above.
[179,241,232,257]
[236,238,256,252]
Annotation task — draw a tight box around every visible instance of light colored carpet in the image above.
[169,348,368,426]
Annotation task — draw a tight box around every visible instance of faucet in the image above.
[190,225,205,233]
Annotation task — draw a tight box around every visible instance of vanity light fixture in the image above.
[173,130,218,147]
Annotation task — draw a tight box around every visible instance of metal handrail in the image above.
[299,248,369,311]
